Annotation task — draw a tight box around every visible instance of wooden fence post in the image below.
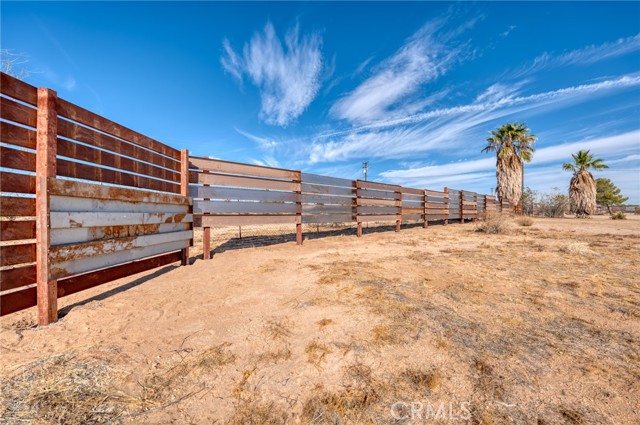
[355,181,361,237]
[203,227,211,260]
[484,194,488,219]
[395,190,401,232]
[36,88,57,326]
[443,187,449,225]
[180,149,190,265]
[296,170,303,245]
[423,190,428,228]
[460,190,464,223]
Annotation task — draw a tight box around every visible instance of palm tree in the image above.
[482,122,537,211]
[563,150,608,217]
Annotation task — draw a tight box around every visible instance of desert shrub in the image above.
[515,216,534,226]
[538,193,570,217]
[475,213,510,234]
[610,211,627,220]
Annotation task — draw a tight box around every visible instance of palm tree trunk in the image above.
[569,170,596,217]
[496,155,522,208]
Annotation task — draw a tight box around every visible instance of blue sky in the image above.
[2,1,639,202]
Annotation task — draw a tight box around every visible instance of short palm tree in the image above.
[562,150,608,217]
[482,122,537,210]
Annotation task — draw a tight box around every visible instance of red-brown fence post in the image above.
[203,227,211,260]
[180,149,190,265]
[296,170,303,245]
[395,189,401,232]
[423,190,428,228]
[355,181,362,237]
[443,187,449,225]
[36,88,57,326]
[460,190,464,224]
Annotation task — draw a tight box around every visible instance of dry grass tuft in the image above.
[610,211,626,220]
[400,366,442,392]
[475,213,511,234]
[257,347,292,363]
[142,342,235,402]
[305,340,333,366]
[228,399,289,425]
[0,353,138,425]
[515,216,534,226]
[558,242,594,256]
[265,319,293,340]
[301,386,382,425]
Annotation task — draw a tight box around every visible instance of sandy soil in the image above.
[1,215,639,424]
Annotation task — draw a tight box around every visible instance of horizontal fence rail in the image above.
[1,73,192,323]
[0,71,507,323]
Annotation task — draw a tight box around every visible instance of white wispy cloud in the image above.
[235,127,279,151]
[307,74,640,164]
[330,18,472,124]
[221,22,324,127]
[513,33,640,77]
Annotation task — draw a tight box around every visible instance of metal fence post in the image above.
[296,170,303,245]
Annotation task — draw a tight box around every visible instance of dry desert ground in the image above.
[1,215,639,424]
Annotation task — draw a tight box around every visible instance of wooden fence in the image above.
[1,72,505,323]
[189,157,501,258]
[1,73,192,324]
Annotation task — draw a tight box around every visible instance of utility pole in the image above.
[362,161,368,181]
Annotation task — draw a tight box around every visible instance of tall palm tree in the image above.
[482,122,537,210]
[563,150,608,217]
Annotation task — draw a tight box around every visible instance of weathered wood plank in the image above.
[57,159,180,193]
[357,214,399,223]
[402,208,424,215]
[402,214,423,221]
[1,73,38,105]
[301,173,354,188]
[302,204,354,214]
[0,172,36,194]
[49,178,188,205]
[50,195,189,214]
[51,222,189,245]
[356,197,396,207]
[189,156,298,180]
[301,183,355,197]
[402,193,424,201]
[0,287,36,316]
[0,264,36,291]
[58,119,180,172]
[50,230,192,263]
[301,194,354,205]
[0,96,37,127]
[302,214,354,223]
[200,214,299,226]
[1,196,35,216]
[400,187,424,195]
[50,239,190,280]
[357,188,400,200]
[357,206,400,214]
[0,145,36,172]
[425,209,450,215]
[0,220,35,241]
[190,172,299,192]
[194,200,297,214]
[57,138,179,182]
[57,98,180,159]
[0,243,35,266]
[56,251,182,298]
[356,180,400,191]
[0,121,37,149]
[401,200,424,207]
[189,185,298,203]
[50,212,192,229]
